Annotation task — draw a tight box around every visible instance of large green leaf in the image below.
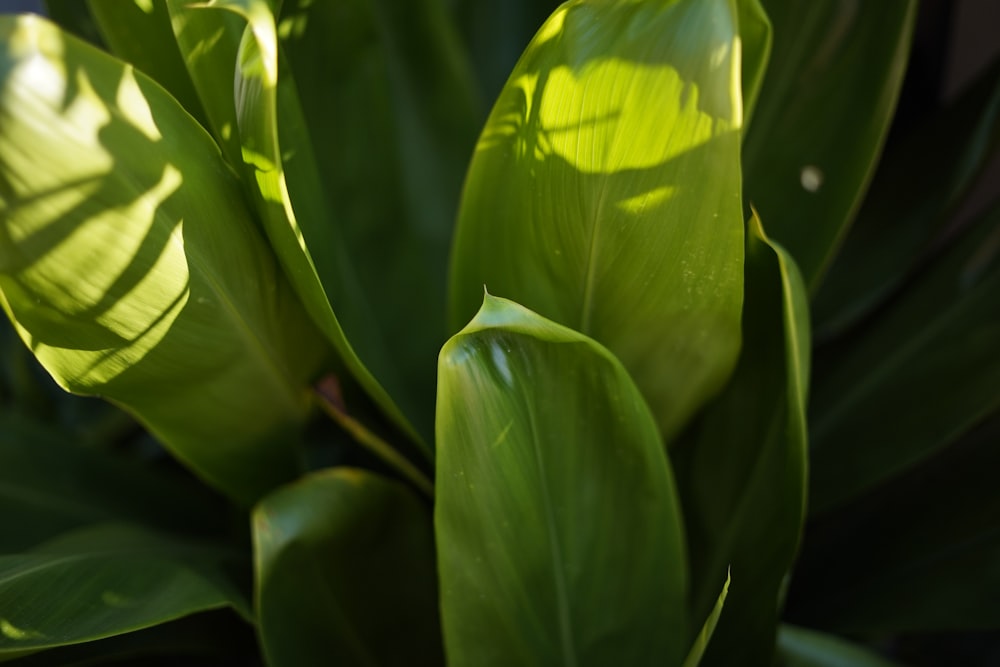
[813,58,1000,337]
[809,204,1000,513]
[253,468,442,667]
[672,214,809,666]
[0,15,327,505]
[85,0,208,128]
[0,523,249,657]
[193,0,440,450]
[272,0,481,437]
[0,411,230,553]
[743,0,917,288]
[449,0,746,442]
[436,294,688,667]
[789,414,1000,634]
[776,626,901,667]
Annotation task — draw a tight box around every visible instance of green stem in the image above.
[314,379,434,499]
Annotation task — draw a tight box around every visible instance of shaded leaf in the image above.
[0,410,231,553]
[436,294,688,666]
[449,0,746,442]
[743,0,918,288]
[813,57,1000,337]
[672,213,809,666]
[809,204,1000,513]
[253,468,442,667]
[0,15,328,505]
[0,523,249,656]
[789,414,1000,634]
[737,0,771,129]
[202,0,435,450]
[777,626,901,667]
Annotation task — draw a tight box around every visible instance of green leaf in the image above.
[0,15,328,505]
[200,0,435,449]
[813,58,1000,337]
[672,213,809,666]
[776,626,901,667]
[0,523,249,656]
[43,1,104,48]
[743,0,918,288]
[809,204,1000,513]
[682,570,731,667]
[272,0,481,438]
[86,0,209,128]
[436,294,688,667]
[789,414,1000,634]
[449,0,746,442]
[737,0,771,129]
[0,411,230,553]
[253,468,442,667]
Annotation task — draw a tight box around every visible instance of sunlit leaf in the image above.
[672,213,809,666]
[253,468,442,667]
[198,0,448,450]
[809,204,1000,513]
[436,294,688,666]
[0,15,328,505]
[743,0,917,288]
[85,0,208,128]
[449,0,746,442]
[0,523,249,657]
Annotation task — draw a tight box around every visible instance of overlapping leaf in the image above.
[672,214,809,666]
[0,15,327,505]
[253,468,442,667]
[777,626,901,667]
[449,0,746,442]
[436,295,688,666]
[0,523,249,657]
[809,203,1000,513]
[744,0,917,288]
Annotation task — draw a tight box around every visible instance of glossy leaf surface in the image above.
[673,214,809,666]
[253,468,442,667]
[809,204,1000,513]
[744,0,917,288]
[0,15,327,505]
[0,523,248,656]
[450,0,745,442]
[436,295,688,666]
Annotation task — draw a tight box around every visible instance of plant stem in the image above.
[314,377,434,499]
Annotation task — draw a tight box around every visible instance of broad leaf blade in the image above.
[253,468,442,667]
[0,15,327,505]
[737,0,771,130]
[0,411,229,553]
[86,0,208,128]
[199,0,434,449]
[449,0,746,442]
[673,213,809,666]
[743,0,917,288]
[0,523,248,656]
[813,58,1000,337]
[809,204,1000,513]
[436,295,688,667]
